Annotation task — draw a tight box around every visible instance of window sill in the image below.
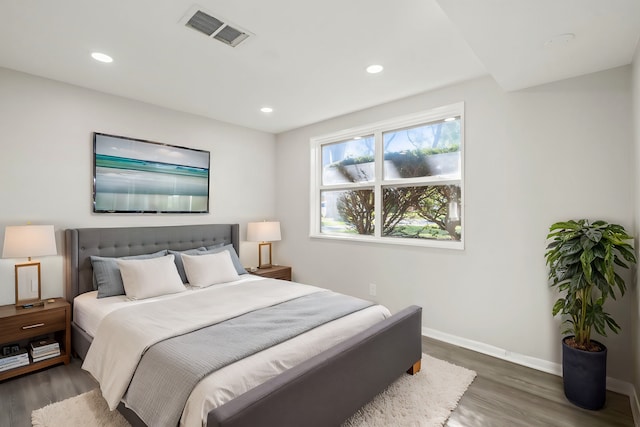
[309,232,464,250]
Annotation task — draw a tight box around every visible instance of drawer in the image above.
[0,307,66,343]
[260,270,291,280]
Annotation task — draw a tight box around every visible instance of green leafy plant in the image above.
[545,220,636,350]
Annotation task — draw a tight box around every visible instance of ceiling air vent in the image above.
[185,8,251,47]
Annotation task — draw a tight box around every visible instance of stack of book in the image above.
[30,338,60,362]
[0,349,29,372]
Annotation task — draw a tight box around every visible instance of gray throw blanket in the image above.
[124,290,373,427]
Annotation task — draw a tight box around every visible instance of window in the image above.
[310,103,463,249]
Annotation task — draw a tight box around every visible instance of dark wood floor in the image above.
[0,337,634,427]
[0,358,97,427]
[423,337,634,427]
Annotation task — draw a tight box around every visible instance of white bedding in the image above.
[76,276,390,427]
[73,275,263,337]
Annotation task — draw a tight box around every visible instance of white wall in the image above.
[632,41,640,416]
[275,67,635,382]
[0,67,277,305]
[1,61,635,389]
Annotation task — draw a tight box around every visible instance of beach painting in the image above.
[93,133,210,213]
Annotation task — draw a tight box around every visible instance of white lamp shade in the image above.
[2,225,57,259]
[247,221,281,242]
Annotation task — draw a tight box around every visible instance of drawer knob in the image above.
[22,323,45,330]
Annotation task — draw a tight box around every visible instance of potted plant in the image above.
[545,219,636,410]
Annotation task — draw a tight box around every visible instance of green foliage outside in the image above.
[322,119,461,240]
[328,145,459,175]
[338,156,375,166]
[336,190,375,235]
[385,145,460,179]
[326,147,461,241]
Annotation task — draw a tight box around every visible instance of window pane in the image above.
[321,189,374,235]
[322,136,375,184]
[383,119,460,179]
[382,185,461,241]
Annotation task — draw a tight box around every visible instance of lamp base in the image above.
[14,261,42,307]
[257,242,273,269]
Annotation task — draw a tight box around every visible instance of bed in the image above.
[64,224,422,427]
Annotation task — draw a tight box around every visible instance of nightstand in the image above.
[0,298,71,381]
[249,265,292,281]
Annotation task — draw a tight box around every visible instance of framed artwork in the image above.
[93,133,210,213]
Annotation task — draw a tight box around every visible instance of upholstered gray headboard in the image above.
[64,224,240,305]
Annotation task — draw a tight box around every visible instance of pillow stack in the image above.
[89,244,246,300]
[91,250,168,298]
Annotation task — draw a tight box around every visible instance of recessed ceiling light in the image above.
[544,33,575,47]
[366,64,384,74]
[91,52,113,63]
[260,107,273,113]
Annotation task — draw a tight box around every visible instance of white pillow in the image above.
[117,255,185,300]
[182,250,240,287]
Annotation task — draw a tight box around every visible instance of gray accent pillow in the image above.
[168,247,207,283]
[91,250,168,298]
[203,243,227,250]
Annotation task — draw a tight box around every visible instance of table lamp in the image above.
[247,221,281,269]
[2,225,57,307]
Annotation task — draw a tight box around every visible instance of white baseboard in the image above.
[423,326,561,375]
[422,327,638,424]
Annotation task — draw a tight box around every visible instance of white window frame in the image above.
[309,102,464,249]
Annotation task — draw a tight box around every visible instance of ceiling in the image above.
[0,1,638,134]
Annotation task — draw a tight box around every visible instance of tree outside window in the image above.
[311,104,464,248]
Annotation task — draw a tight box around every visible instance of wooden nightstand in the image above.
[0,298,71,381]
[249,265,292,281]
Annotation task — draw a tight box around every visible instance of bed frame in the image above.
[64,224,422,427]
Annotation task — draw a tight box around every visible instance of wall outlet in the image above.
[369,283,377,296]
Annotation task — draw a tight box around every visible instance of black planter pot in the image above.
[562,336,607,410]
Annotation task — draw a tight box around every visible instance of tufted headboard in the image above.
[64,224,240,305]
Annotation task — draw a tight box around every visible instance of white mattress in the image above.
[74,276,390,427]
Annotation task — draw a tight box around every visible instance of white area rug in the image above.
[32,354,475,427]
[32,388,129,427]
[343,355,476,427]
